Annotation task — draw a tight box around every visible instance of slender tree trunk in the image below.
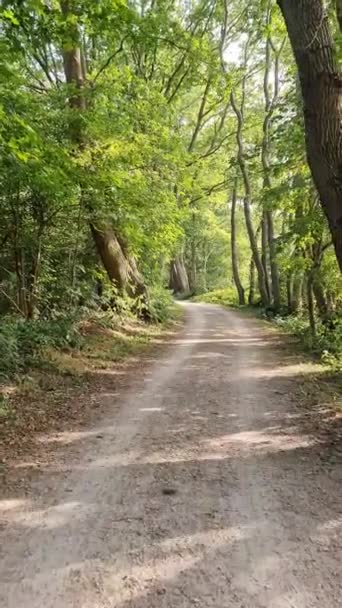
[286,272,292,313]
[261,13,283,309]
[261,210,271,300]
[248,256,256,306]
[15,246,27,318]
[230,43,269,307]
[290,272,303,314]
[189,212,197,292]
[230,179,245,305]
[266,210,281,310]
[277,0,342,270]
[26,234,43,320]
[307,274,316,336]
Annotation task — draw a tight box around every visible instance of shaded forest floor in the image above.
[0,313,184,484]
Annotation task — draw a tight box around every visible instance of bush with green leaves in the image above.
[148,287,178,324]
[0,316,83,377]
[192,288,239,308]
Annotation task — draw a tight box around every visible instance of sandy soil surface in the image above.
[1,303,341,608]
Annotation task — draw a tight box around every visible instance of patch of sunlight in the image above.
[37,427,113,445]
[314,517,342,536]
[205,430,314,453]
[234,552,317,607]
[139,407,164,412]
[71,448,142,470]
[243,362,329,379]
[103,525,246,604]
[0,498,28,512]
[165,337,268,345]
[9,501,90,529]
[158,525,246,552]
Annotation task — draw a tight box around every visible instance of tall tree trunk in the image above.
[266,211,281,310]
[248,256,256,306]
[189,212,197,292]
[277,0,342,270]
[230,178,245,305]
[261,11,283,310]
[261,210,271,300]
[60,1,148,310]
[312,279,329,318]
[26,234,43,320]
[290,271,303,314]
[230,81,269,306]
[307,274,316,337]
[286,272,292,313]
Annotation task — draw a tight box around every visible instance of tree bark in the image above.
[336,0,342,31]
[277,0,342,270]
[261,13,282,310]
[230,42,270,307]
[189,212,197,292]
[307,275,316,336]
[290,271,303,313]
[230,178,245,305]
[248,256,256,306]
[90,223,146,299]
[312,279,329,318]
[261,210,271,300]
[169,254,190,295]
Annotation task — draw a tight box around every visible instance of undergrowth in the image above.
[192,287,239,308]
[193,289,342,370]
[0,288,179,380]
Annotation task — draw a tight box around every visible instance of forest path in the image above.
[1,303,341,608]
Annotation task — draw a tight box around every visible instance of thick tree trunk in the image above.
[312,279,329,318]
[230,179,245,305]
[90,224,146,298]
[169,254,190,295]
[277,0,342,270]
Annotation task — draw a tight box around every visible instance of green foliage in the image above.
[148,287,178,324]
[275,315,342,370]
[193,288,239,307]
[0,316,82,377]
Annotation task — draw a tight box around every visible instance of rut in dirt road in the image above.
[1,303,342,608]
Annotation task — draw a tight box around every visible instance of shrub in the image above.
[0,315,83,377]
[192,288,239,308]
[148,286,178,323]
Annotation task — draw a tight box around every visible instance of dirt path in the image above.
[1,303,342,608]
